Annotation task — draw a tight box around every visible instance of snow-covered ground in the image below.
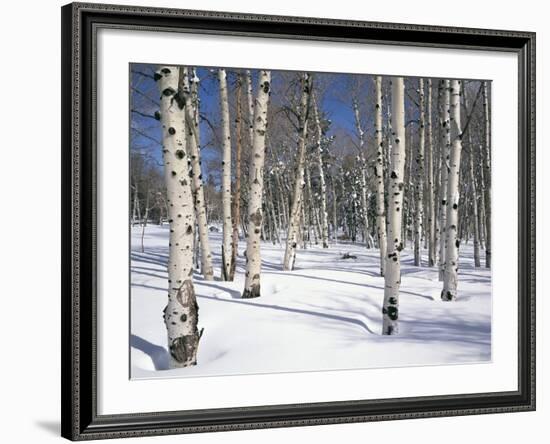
[131,225,491,379]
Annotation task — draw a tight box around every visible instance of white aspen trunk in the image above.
[132,184,139,225]
[374,76,387,276]
[482,81,492,269]
[283,73,311,271]
[465,94,481,267]
[218,69,233,280]
[274,171,288,228]
[304,203,308,251]
[180,67,214,281]
[140,190,150,253]
[360,168,371,248]
[438,80,451,281]
[245,70,255,148]
[305,165,318,245]
[352,98,371,249]
[441,79,463,301]
[230,74,244,280]
[242,71,271,298]
[414,78,425,266]
[382,77,406,336]
[477,149,487,250]
[266,178,281,244]
[156,66,201,368]
[426,79,436,267]
[312,95,329,248]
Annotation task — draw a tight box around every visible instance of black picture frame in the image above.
[61,2,536,440]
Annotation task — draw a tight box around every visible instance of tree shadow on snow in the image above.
[269,272,434,301]
[196,293,376,334]
[130,334,169,370]
[196,281,242,299]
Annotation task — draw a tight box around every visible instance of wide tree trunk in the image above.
[426,79,436,267]
[441,79,463,301]
[155,66,201,368]
[229,74,244,280]
[482,81,492,268]
[382,77,406,336]
[180,67,214,281]
[312,95,329,248]
[218,69,233,280]
[414,78,425,266]
[242,71,271,298]
[283,73,312,271]
[374,76,387,276]
[438,80,451,281]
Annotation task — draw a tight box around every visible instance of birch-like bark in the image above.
[229,73,244,280]
[477,147,487,250]
[180,67,214,281]
[131,184,140,225]
[482,81,492,268]
[352,98,371,249]
[426,79,436,267]
[438,80,451,281]
[218,69,233,280]
[245,70,255,149]
[312,95,329,248]
[414,78,425,266]
[441,79,463,301]
[374,76,387,276]
[382,77,406,335]
[465,93,481,267]
[242,70,271,298]
[283,73,312,271]
[265,177,281,244]
[156,66,201,368]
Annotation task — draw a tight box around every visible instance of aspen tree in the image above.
[438,80,451,281]
[441,79,463,301]
[218,69,233,280]
[242,70,271,298]
[464,90,481,267]
[312,95,330,248]
[283,73,312,271]
[352,98,371,249]
[374,75,387,276]
[180,67,214,281]
[155,66,201,368]
[382,77,406,335]
[426,79,436,267]
[482,81,492,269]
[414,78,425,266]
[229,73,244,280]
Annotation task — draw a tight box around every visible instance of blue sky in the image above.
[130,64,485,185]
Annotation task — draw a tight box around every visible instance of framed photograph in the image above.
[61,2,536,440]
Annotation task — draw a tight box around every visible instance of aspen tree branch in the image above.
[406,89,420,107]
[198,113,222,147]
[131,86,160,107]
[131,109,157,120]
[131,69,156,80]
[460,83,483,139]
[130,126,162,146]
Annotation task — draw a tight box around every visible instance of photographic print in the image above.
[62,5,535,438]
[130,65,492,379]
